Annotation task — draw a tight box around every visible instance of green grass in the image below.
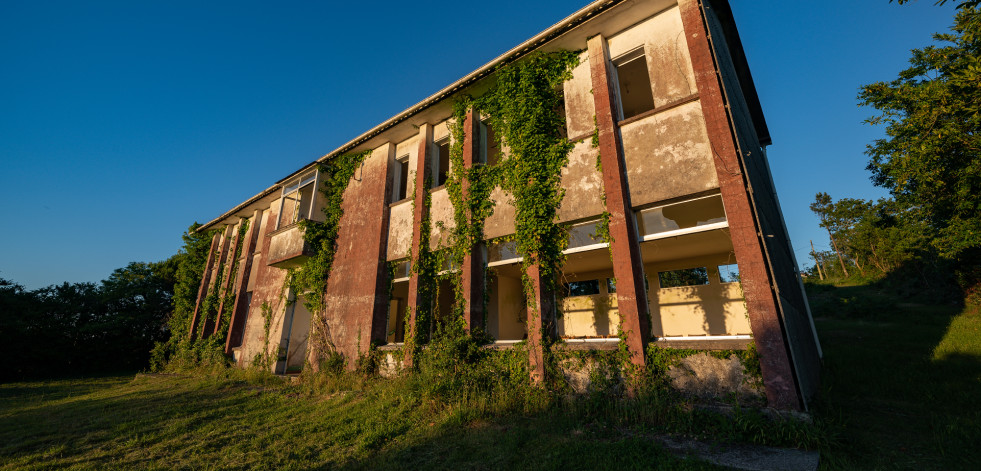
[0,371,735,470]
[3,280,977,470]
[809,283,981,470]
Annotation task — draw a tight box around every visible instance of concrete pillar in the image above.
[525,264,554,385]
[678,0,799,410]
[460,108,486,331]
[316,144,394,367]
[586,34,651,368]
[212,221,244,338]
[188,231,221,340]
[403,123,434,368]
[224,209,263,354]
[202,225,234,338]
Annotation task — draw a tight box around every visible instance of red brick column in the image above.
[189,231,221,340]
[224,209,263,354]
[403,123,433,368]
[679,0,799,410]
[211,221,243,338]
[525,264,553,385]
[587,35,651,368]
[460,109,486,331]
[202,225,234,338]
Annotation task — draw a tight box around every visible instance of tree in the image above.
[810,192,851,277]
[859,6,981,260]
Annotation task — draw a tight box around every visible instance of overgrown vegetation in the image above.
[295,150,371,367]
[402,50,581,379]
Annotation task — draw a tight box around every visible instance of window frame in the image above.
[276,169,318,230]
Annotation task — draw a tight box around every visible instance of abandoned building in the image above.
[189,0,822,411]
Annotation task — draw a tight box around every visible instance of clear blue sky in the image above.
[0,0,958,289]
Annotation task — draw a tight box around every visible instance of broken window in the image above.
[567,219,604,250]
[636,194,728,239]
[718,264,740,283]
[393,155,410,203]
[658,267,710,289]
[606,278,617,294]
[433,138,450,187]
[277,170,317,229]
[613,48,655,120]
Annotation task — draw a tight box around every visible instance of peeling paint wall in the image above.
[621,101,718,208]
[563,52,594,140]
[557,141,606,223]
[608,6,697,105]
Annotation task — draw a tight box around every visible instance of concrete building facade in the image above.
[190,0,821,410]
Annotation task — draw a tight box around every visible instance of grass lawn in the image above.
[1,280,977,470]
[807,282,981,470]
[0,372,731,470]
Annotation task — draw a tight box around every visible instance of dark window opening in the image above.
[565,279,601,297]
[658,267,710,288]
[606,278,617,294]
[435,139,450,187]
[615,55,655,120]
[395,157,409,202]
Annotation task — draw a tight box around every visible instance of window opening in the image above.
[565,279,601,297]
[278,170,317,229]
[434,138,450,187]
[636,194,727,239]
[658,267,710,289]
[606,278,617,294]
[719,264,740,283]
[613,48,655,120]
[394,155,409,202]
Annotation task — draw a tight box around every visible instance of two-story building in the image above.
[188,0,821,411]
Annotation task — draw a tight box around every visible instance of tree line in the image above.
[807,4,980,300]
[0,225,212,381]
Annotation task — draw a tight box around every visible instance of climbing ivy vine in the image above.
[295,150,371,366]
[404,50,580,379]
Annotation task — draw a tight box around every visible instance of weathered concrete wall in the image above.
[607,6,697,106]
[557,140,606,223]
[483,187,515,240]
[317,143,392,367]
[239,205,291,370]
[388,135,421,260]
[428,188,454,248]
[563,51,594,140]
[266,225,308,267]
[560,294,620,338]
[387,200,413,260]
[620,102,718,208]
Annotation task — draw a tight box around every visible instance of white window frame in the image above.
[393,154,410,203]
[276,170,318,230]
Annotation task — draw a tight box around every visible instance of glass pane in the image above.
[658,267,709,289]
[637,195,727,237]
[568,221,602,249]
[393,259,410,279]
[719,264,740,283]
[565,280,600,297]
[488,239,519,263]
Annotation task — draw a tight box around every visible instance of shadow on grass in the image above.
[805,272,981,470]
